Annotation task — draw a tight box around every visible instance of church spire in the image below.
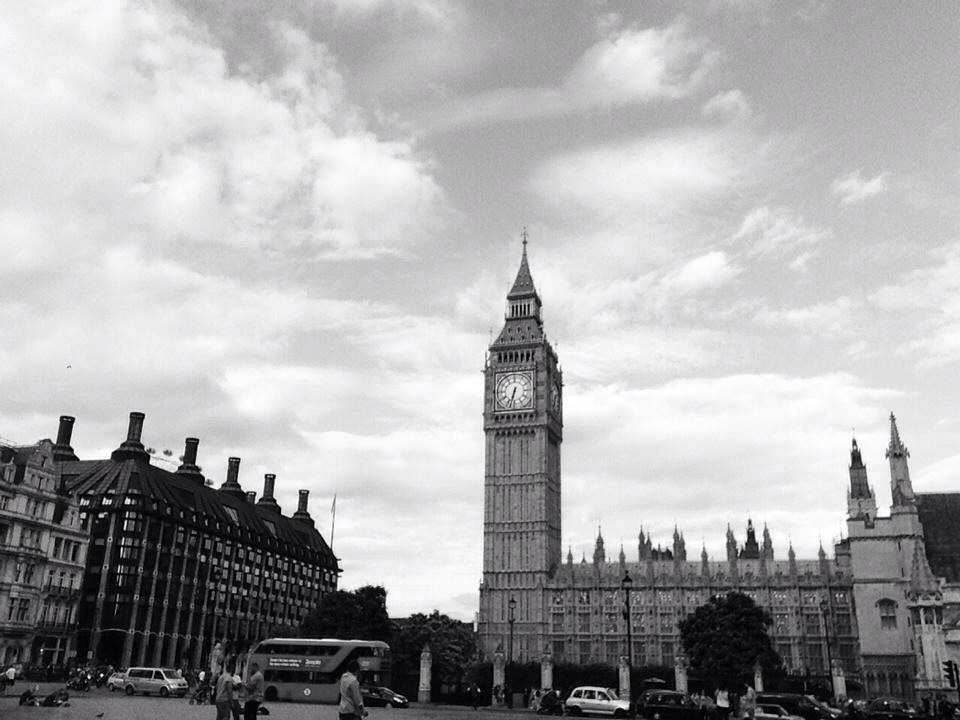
[886,412,915,508]
[848,435,877,521]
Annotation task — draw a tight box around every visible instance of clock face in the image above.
[551,381,561,414]
[495,372,534,410]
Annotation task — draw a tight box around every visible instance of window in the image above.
[662,641,675,667]
[578,612,591,633]
[551,612,564,632]
[804,613,820,635]
[878,599,897,629]
[774,612,791,635]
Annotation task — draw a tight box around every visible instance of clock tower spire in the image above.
[478,231,563,661]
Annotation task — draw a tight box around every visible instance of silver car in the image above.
[123,667,189,697]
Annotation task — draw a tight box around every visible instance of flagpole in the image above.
[330,493,337,549]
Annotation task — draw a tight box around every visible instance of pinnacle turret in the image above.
[886,413,915,508]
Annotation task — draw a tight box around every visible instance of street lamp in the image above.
[820,598,834,697]
[508,596,517,664]
[622,571,634,670]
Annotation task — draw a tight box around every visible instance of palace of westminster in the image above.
[3,241,960,700]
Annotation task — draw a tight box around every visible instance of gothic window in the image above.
[774,612,791,635]
[605,612,618,632]
[578,590,590,605]
[578,612,591,633]
[835,612,852,635]
[803,613,820,635]
[878,599,897,629]
[833,590,848,604]
[662,641,675,667]
[551,612,564,632]
[659,613,675,632]
[553,592,564,606]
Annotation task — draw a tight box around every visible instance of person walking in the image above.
[215,662,235,720]
[742,683,756,720]
[243,662,264,720]
[338,659,368,720]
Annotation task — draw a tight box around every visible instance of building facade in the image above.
[0,435,88,667]
[42,412,339,668]
[478,241,959,700]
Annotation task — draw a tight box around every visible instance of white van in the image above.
[123,667,189,697]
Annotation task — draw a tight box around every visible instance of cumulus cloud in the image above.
[701,89,752,121]
[419,16,715,131]
[0,3,445,262]
[830,169,891,206]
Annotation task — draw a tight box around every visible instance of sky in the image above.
[2,1,960,622]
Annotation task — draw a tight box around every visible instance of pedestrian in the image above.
[338,659,368,720]
[742,683,756,720]
[243,662,264,720]
[5,665,16,689]
[472,684,481,710]
[715,687,730,720]
[215,661,235,720]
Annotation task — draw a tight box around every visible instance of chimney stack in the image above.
[219,456,246,499]
[292,489,315,527]
[175,437,205,486]
[52,415,78,462]
[246,491,257,504]
[111,411,150,462]
[256,473,281,514]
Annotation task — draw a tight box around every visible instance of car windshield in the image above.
[161,670,180,680]
[605,689,619,700]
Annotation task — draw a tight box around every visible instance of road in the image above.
[0,684,529,720]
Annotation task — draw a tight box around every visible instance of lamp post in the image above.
[820,598,834,697]
[622,571,634,669]
[508,596,517,665]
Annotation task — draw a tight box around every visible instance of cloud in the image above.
[753,296,857,338]
[870,243,960,367]
[733,206,830,262]
[561,372,902,561]
[701,89,753,121]
[419,16,715,131]
[830,170,891,206]
[0,3,446,262]
[659,251,741,297]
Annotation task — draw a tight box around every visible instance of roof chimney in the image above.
[246,491,257,504]
[256,473,281,514]
[219,456,246,499]
[52,415,78,462]
[175,437,205,486]
[292,489,315,527]
[111,411,150,462]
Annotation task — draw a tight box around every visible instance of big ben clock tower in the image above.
[478,233,562,661]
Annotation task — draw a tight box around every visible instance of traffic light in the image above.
[944,660,957,687]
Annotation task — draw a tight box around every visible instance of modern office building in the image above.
[43,412,340,668]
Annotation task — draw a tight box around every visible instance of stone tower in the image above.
[478,234,563,660]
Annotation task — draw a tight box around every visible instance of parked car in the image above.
[757,703,806,720]
[565,686,632,717]
[638,690,708,720]
[861,698,925,720]
[757,694,839,720]
[122,667,189,697]
[106,671,126,691]
[361,686,409,708]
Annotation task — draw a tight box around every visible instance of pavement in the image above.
[0,683,528,720]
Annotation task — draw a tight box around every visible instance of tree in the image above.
[679,591,783,689]
[300,585,392,641]
[391,611,477,691]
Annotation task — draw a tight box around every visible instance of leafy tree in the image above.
[679,591,783,689]
[392,611,477,690]
[300,585,392,642]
